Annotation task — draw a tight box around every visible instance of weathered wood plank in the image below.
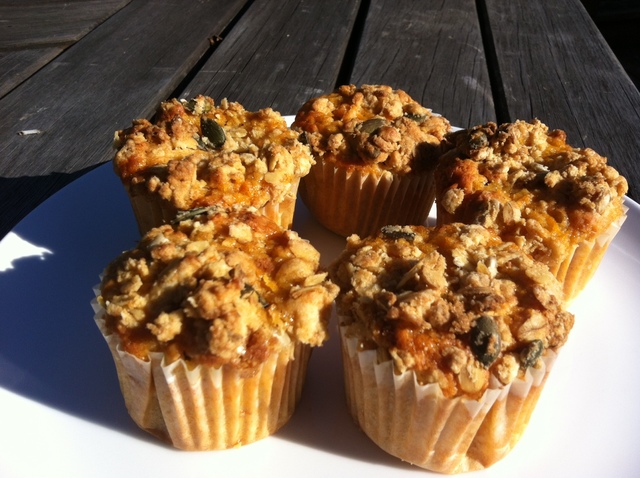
[0,0,131,98]
[0,0,131,49]
[0,48,62,98]
[484,0,640,201]
[182,0,362,114]
[0,0,250,239]
[349,0,495,128]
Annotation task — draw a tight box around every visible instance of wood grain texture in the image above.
[0,0,250,239]
[0,48,62,98]
[0,0,131,98]
[349,0,495,128]
[0,0,131,49]
[2,0,640,242]
[182,0,362,114]
[484,0,640,201]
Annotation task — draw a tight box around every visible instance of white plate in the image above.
[1,135,640,478]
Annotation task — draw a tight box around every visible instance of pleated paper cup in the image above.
[552,208,627,302]
[300,160,436,238]
[93,300,310,450]
[340,325,557,474]
[126,186,177,236]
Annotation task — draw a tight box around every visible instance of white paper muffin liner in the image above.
[124,186,170,236]
[554,207,627,302]
[339,325,557,473]
[300,160,436,237]
[92,297,310,450]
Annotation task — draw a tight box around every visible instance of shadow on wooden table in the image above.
[581,0,640,88]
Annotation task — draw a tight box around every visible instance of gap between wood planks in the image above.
[475,0,509,124]
[165,0,258,106]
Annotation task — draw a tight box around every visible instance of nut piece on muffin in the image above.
[293,84,451,237]
[434,119,628,302]
[329,223,574,473]
[114,95,314,234]
[94,208,339,450]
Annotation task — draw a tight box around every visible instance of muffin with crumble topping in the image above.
[114,95,313,235]
[92,208,339,450]
[435,119,628,302]
[292,84,451,237]
[329,223,574,473]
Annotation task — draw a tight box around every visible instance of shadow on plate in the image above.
[0,164,153,442]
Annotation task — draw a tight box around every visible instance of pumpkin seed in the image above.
[359,117,387,135]
[520,339,544,368]
[404,113,427,123]
[182,98,198,113]
[173,206,221,223]
[241,284,269,308]
[381,225,416,241]
[470,315,501,367]
[181,98,213,114]
[468,130,489,150]
[201,117,226,148]
[195,136,211,151]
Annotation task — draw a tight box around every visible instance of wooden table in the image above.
[1,0,639,239]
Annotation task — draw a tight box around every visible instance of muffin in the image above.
[114,95,314,234]
[92,208,339,450]
[329,223,574,473]
[435,119,628,301]
[292,84,451,237]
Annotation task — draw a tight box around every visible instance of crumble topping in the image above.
[435,119,628,265]
[329,223,574,399]
[99,209,339,368]
[113,95,313,211]
[292,84,451,175]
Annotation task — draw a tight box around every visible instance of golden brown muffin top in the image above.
[330,223,574,399]
[435,120,628,265]
[292,84,451,175]
[113,95,313,211]
[99,209,339,368]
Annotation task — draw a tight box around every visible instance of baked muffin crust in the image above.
[330,223,574,399]
[435,119,628,266]
[114,95,313,213]
[99,209,339,368]
[293,84,450,175]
